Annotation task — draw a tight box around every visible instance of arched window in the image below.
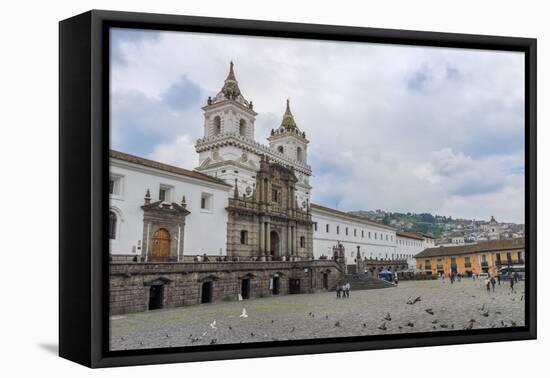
[213,116,221,135]
[109,211,117,240]
[239,119,247,137]
[240,230,248,245]
[300,236,305,248]
[296,146,303,162]
[277,145,284,154]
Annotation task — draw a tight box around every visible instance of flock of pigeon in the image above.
[115,284,524,349]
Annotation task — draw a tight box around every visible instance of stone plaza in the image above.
[110,278,525,350]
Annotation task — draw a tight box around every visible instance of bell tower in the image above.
[201,61,257,140]
[268,99,311,208]
[195,62,259,197]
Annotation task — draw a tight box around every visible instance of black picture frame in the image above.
[59,9,537,368]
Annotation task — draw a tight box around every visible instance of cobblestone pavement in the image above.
[110,279,525,351]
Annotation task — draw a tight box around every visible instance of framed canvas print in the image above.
[59,10,537,368]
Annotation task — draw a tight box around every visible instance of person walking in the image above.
[336,284,341,298]
[490,276,496,292]
[485,277,491,293]
[497,274,501,285]
[394,273,399,286]
[510,276,515,292]
[344,282,351,298]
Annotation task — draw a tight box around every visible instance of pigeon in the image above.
[228,326,233,330]
[378,322,387,331]
[398,326,403,329]
[210,320,217,329]
[384,313,392,321]
[469,319,477,323]
[433,326,437,330]
[495,311,502,315]
[210,338,217,345]
[511,321,517,327]
[425,308,434,315]
[290,327,295,333]
[240,308,248,318]
[480,310,489,317]
[406,322,414,328]
[363,323,367,328]
[464,322,474,330]
[501,320,506,327]
[440,324,449,329]
[165,334,170,338]
[334,321,341,327]
[325,315,329,319]
[271,319,274,323]
[431,319,439,324]
[407,296,421,305]
[250,332,255,337]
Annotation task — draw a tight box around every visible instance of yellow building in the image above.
[414,238,525,277]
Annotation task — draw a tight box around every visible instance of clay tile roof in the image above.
[110,150,232,188]
[396,231,425,240]
[415,238,525,259]
[310,203,396,231]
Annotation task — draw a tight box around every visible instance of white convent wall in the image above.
[311,208,398,261]
[109,159,231,258]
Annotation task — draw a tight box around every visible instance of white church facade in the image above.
[109,62,430,267]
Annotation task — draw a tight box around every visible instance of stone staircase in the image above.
[338,273,396,291]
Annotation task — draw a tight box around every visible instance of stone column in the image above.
[266,222,271,259]
[287,223,292,257]
[259,218,265,259]
[293,224,298,257]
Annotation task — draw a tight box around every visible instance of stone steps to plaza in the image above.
[338,273,396,291]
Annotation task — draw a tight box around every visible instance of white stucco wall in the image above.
[109,158,231,258]
[311,208,397,261]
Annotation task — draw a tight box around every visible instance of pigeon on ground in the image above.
[406,322,414,327]
[384,313,392,321]
[363,323,367,328]
[407,296,421,305]
[334,321,341,327]
[511,321,517,327]
[480,310,489,317]
[425,308,434,315]
[464,322,474,330]
[250,332,255,337]
[378,322,387,331]
[228,326,233,330]
[240,308,248,318]
[210,338,217,345]
[440,324,449,329]
[210,320,217,329]
[431,319,439,324]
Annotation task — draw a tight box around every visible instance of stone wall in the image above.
[110,260,343,315]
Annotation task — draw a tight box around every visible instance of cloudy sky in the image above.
[110,28,525,223]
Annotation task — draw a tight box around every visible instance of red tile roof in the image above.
[110,150,232,187]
